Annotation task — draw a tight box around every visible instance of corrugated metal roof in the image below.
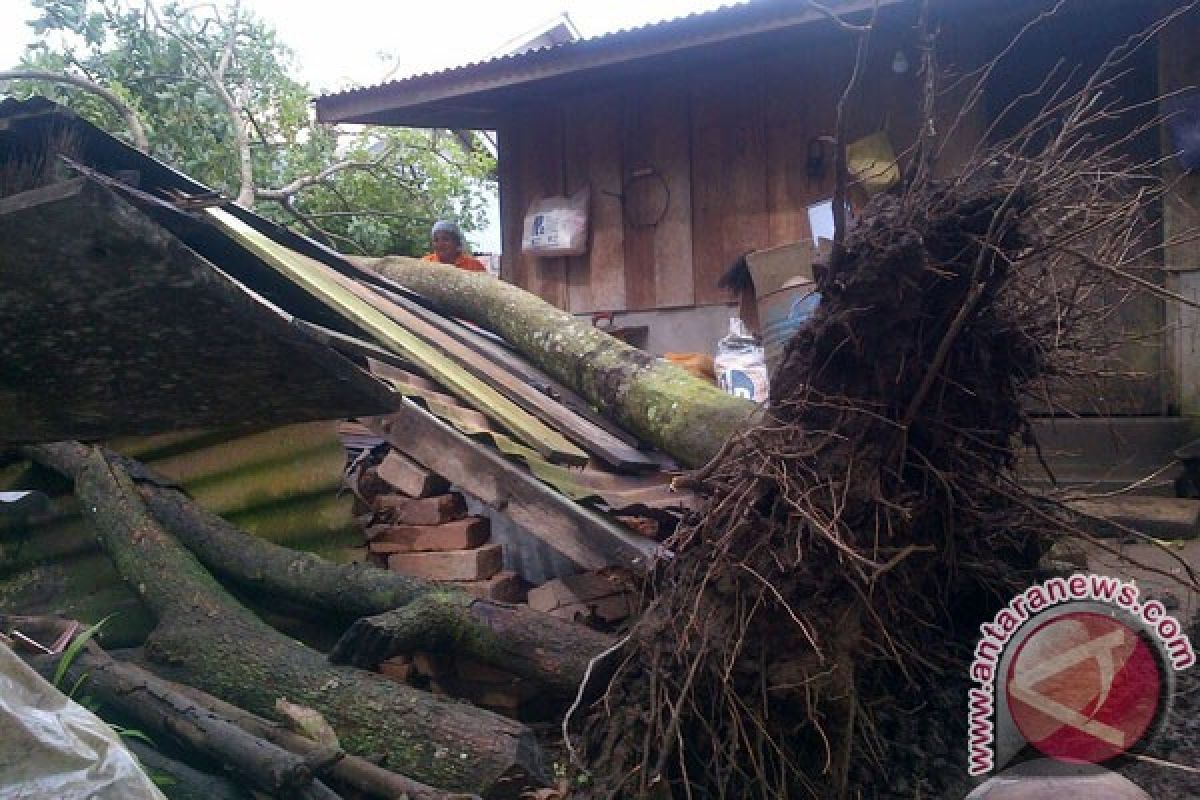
[314,0,896,127]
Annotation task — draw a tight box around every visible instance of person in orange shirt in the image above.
[423,220,487,272]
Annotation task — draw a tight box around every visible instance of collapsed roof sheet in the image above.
[0,176,395,443]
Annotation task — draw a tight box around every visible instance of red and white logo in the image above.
[1005,611,1164,765]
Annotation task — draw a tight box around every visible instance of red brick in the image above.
[412,651,450,678]
[547,594,635,624]
[388,542,503,581]
[528,570,631,612]
[373,493,467,525]
[368,517,490,553]
[375,450,448,498]
[450,570,527,603]
[378,656,413,683]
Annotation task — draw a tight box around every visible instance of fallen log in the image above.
[24,442,546,798]
[120,458,615,698]
[163,670,479,800]
[351,256,755,468]
[30,646,339,800]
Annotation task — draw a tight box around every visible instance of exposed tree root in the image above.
[575,24,1200,797]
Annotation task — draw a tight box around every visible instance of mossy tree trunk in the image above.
[24,442,546,799]
[353,257,755,468]
[124,459,615,699]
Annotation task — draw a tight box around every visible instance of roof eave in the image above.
[314,0,899,127]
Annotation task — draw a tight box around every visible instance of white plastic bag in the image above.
[714,317,769,405]
[521,187,590,256]
[0,642,165,800]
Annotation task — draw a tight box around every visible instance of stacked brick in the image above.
[348,444,640,719]
[353,449,526,603]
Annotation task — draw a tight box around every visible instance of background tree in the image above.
[2,0,495,256]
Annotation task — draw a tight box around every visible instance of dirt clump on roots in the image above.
[572,116,1181,797]
[576,175,1057,799]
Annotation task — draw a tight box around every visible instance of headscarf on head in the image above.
[431,219,464,246]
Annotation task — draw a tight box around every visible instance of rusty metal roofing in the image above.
[368,364,698,521]
[314,0,898,127]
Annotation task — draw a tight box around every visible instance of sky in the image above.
[0,0,736,251]
[0,1,735,90]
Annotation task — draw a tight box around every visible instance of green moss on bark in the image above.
[24,442,546,797]
[359,257,755,467]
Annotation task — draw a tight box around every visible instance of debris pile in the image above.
[342,433,640,721]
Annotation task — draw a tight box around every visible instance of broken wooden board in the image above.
[204,208,589,467]
[370,361,696,520]
[365,404,661,571]
[0,178,394,444]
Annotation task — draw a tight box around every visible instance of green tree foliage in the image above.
[8,0,495,256]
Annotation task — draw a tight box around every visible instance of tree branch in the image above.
[257,148,395,201]
[832,1,880,248]
[145,0,255,206]
[0,69,149,152]
[213,0,241,84]
[803,0,872,33]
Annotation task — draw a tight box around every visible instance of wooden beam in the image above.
[365,402,661,572]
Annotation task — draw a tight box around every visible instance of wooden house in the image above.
[316,0,1200,422]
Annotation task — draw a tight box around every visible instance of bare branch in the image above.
[279,196,368,254]
[213,0,241,84]
[802,0,872,33]
[144,0,255,206]
[256,147,396,202]
[0,70,150,152]
[832,1,879,247]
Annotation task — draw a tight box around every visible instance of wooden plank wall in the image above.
[690,72,770,306]
[623,80,695,310]
[565,89,626,312]
[498,107,567,308]
[500,37,965,314]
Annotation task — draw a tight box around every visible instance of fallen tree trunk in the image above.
[30,647,339,800]
[117,455,614,699]
[24,442,546,798]
[351,256,755,468]
[163,678,478,800]
[24,637,475,800]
